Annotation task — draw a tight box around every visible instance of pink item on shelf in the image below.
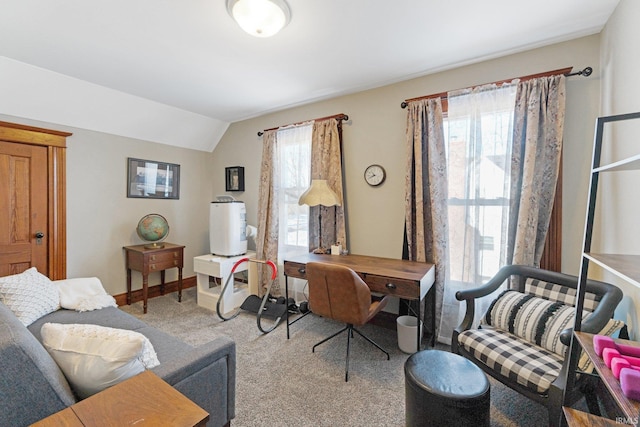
[620,367,640,401]
[603,348,640,369]
[611,357,640,379]
[593,335,640,358]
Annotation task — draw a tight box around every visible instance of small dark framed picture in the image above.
[225,166,245,192]
[127,157,180,199]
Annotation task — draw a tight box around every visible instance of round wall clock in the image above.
[364,164,386,186]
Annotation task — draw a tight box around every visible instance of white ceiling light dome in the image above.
[226,0,291,38]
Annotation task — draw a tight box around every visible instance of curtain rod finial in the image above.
[401,101,408,109]
[566,66,593,77]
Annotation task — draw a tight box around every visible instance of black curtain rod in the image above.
[257,113,349,136]
[400,66,593,109]
[565,66,593,77]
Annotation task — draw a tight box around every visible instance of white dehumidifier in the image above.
[210,199,247,256]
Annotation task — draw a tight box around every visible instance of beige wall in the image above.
[0,114,214,296]
[0,33,609,303]
[596,0,640,337]
[213,35,601,274]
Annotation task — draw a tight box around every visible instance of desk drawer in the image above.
[363,274,418,299]
[284,262,307,279]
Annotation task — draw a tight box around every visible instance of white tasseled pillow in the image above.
[40,323,160,398]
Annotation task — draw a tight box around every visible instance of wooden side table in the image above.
[124,243,185,313]
[31,407,83,426]
[32,371,209,427]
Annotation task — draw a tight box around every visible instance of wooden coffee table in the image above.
[32,371,209,426]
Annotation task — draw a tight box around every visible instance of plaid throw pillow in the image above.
[524,277,600,311]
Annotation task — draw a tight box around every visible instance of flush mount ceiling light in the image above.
[226,0,291,38]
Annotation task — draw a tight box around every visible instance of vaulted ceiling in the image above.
[0,0,620,151]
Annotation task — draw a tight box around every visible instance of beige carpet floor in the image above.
[121,288,553,426]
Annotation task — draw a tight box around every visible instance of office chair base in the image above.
[312,323,390,382]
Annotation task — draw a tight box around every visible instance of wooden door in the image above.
[0,122,70,279]
[0,141,48,276]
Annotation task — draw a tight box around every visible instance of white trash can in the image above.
[397,315,423,353]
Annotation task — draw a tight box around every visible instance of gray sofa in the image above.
[0,299,236,427]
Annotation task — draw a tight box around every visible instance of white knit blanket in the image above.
[55,277,117,312]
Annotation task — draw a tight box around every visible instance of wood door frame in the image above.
[0,121,71,279]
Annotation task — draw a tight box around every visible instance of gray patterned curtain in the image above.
[309,119,347,252]
[256,129,280,295]
[404,98,449,341]
[404,75,565,344]
[507,75,566,266]
[257,119,347,294]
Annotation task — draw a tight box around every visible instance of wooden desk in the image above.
[32,371,209,427]
[283,253,436,350]
[124,243,185,313]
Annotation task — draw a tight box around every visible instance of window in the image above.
[276,124,313,257]
[444,84,517,315]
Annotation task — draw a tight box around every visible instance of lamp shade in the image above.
[226,0,291,38]
[298,180,341,207]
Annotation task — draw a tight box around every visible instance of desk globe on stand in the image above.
[137,214,170,249]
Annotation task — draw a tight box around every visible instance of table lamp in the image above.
[298,179,341,254]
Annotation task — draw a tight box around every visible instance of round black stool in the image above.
[404,350,490,427]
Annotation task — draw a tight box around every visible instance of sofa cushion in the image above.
[458,321,623,396]
[0,267,60,326]
[41,323,160,398]
[458,327,564,394]
[135,326,193,363]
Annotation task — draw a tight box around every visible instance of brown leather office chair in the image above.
[306,262,390,381]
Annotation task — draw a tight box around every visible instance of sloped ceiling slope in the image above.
[0,0,620,151]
